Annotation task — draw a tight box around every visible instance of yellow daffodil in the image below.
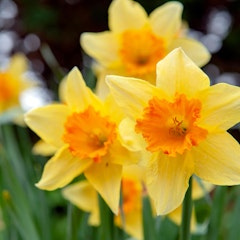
[106,48,240,215]
[24,67,138,214]
[63,164,146,239]
[80,0,210,98]
[0,53,32,114]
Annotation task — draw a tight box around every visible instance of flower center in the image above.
[119,27,165,76]
[121,178,141,214]
[0,73,19,110]
[136,94,208,156]
[63,106,117,162]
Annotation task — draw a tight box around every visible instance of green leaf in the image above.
[142,195,156,240]
[205,186,227,240]
[228,186,240,240]
[98,195,114,240]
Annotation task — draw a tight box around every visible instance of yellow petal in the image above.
[8,53,28,75]
[24,104,70,148]
[169,38,211,67]
[32,140,57,156]
[115,208,142,239]
[118,118,147,152]
[107,140,139,165]
[156,48,210,97]
[149,1,183,42]
[192,132,240,185]
[95,66,126,99]
[118,118,151,166]
[95,70,110,99]
[109,0,147,32]
[146,152,194,215]
[62,181,100,226]
[36,146,92,190]
[106,75,157,119]
[199,83,240,131]
[58,77,67,103]
[84,160,122,214]
[66,67,102,112]
[103,94,124,123]
[80,32,118,66]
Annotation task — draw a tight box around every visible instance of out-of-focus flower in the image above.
[81,0,210,98]
[115,165,145,239]
[0,53,33,123]
[63,164,146,240]
[24,67,139,214]
[107,48,240,215]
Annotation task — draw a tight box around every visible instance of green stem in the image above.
[180,177,193,240]
[142,195,157,240]
[98,195,114,240]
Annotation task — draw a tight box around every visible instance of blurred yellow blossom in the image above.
[63,164,146,239]
[107,48,240,215]
[24,67,139,214]
[0,53,33,121]
[80,0,210,98]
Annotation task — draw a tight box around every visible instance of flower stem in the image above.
[180,177,192,240]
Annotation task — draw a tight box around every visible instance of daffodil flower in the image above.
[0,53,31,114]
[24,67,138,214]
[106,48,240,215]
[81,0,210,98]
